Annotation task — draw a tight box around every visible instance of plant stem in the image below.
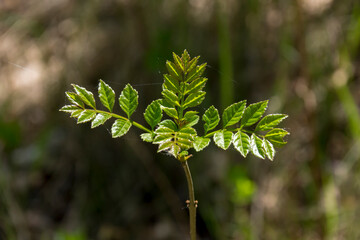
[181,160,196,240]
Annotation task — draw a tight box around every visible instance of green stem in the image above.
[95,109,152,133]
[181,160,196,240]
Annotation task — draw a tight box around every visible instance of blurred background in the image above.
[1,0,360,239]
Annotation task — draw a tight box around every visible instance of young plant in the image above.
[60,50,289,240]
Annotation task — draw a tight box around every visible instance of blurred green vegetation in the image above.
[1,0,360,239]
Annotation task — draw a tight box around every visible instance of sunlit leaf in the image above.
[70,109,83,118]
[185,77,207,95]
[183,111,199,127]
[158,119,177,131]
[163,74,180,93]
[166,60,182,80]
[250,134,265,159]
[233,131,250,157]
[140,133,154,142]
[214,130,233,150]
[60,105,82,113]
[187,63,207,83]
[186,56,199,73]
[66,92,84,108]
[119,84,138,118]
[255,114,288,131]
[144,100,162,129]
[262,139,275,160]
[91,112,112,128]
[202,105,220,134]
[98,79,115,112]
[173,52,184,72]
[111,119,132,138]
[193,137,210,152]
[222,100,246,127]
[162,89,180,107]
[72,84,96,109]
[265,128,289,147]
[182,91,206,108]
[77,110,96,124]
[241,100,268,127]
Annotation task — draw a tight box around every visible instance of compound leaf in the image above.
[255,114,288,131]
[241,100,268,127]
[111,119,132,138]
[222,100,246,127]
[91,112,112,128]
[233,131,251,157]
[250,134,265,159]
[119,84,138,118]
[214,130,233,150]
[72,84,96,109]
[193,137,210,152]
[202,105,220,134]
[77,110,96,124]
[183,91,206,108]
[98,80,115,112]
[263,139,275,160]
[144,100,162,129]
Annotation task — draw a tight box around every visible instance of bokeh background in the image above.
[1,0,360,239]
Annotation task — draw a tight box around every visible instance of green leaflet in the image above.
[185,77,207,95]
[250,134,265,159]
[193,137,210,152]
[186,56,199,74]
[213,130,233,150]
[187,63,207,83]
[60,50,289,163]
[255,114,288,131]
[77,110,96,123]
[72,84,96,109]
[65,92,84,108]
[70,109,83,118]
[91,113,112,128]
[181,50,191,66]
[162,89,180,107]
[166,60,182,80]
[158,119,178,131]
[60,105,81,113]
[173,52,184,72]
[233,131,250,157]
[163,74,180,93]
[182,91,206,108]
[144,100,162,129]
[140,133,154,142]
[262,139,275,160]
[111,119,132,138]
[98,80,115,112]
[241,100,268,127]
[222,100,246,127]
[202,106,220,134]
[119,84,138,118]
[183,111,199,127]
[265,128,289,147]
